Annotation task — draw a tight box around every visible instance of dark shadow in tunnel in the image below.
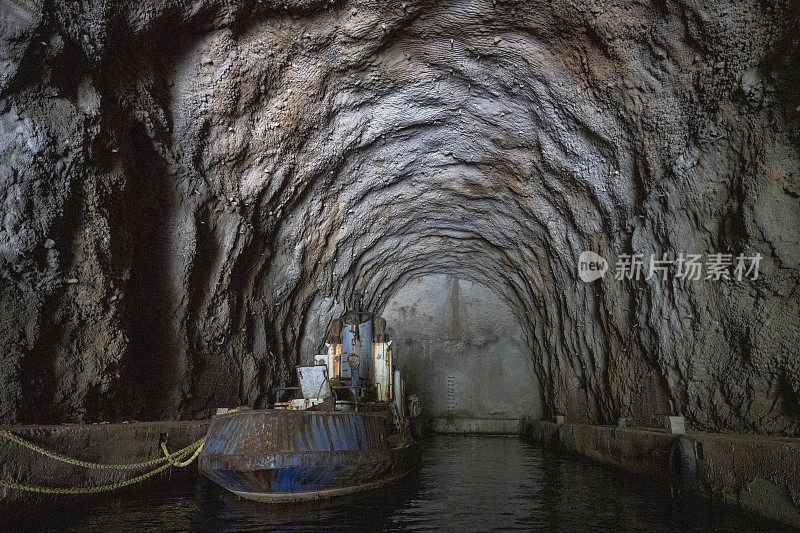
[116,122,181,419]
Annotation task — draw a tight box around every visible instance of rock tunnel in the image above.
[1,0,799,440]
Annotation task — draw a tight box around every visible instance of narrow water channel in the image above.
[6,435,784,532]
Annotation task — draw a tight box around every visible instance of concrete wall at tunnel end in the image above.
[381,274,543,430]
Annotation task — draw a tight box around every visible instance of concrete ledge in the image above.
[0,420,210,512]
[431,418,522,434]
[522,419,800,528]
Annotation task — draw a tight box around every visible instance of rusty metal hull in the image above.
[198,408,417,502]
[229,471,408,503]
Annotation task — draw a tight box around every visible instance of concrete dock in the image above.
[0,420,210,514]
[522,419,800,528]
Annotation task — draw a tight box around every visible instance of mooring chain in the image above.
[0,429,205,494]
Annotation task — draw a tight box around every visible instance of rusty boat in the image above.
[198,309,420,502]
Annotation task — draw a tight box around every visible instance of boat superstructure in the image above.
[198,308,419,502]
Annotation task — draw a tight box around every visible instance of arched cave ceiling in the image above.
[0,0,798,434]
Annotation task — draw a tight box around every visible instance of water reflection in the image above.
[2,435,786,532]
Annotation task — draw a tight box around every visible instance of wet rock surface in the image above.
[0,0,798,433]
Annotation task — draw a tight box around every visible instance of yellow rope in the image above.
[160,438,205,468]
[0,432,206,494]
[0,429,201,470]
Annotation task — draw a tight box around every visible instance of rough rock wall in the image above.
[0,0,798,433]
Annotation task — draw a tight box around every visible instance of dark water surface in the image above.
[3,435,789,532]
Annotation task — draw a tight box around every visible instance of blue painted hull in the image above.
[198,408,417,501]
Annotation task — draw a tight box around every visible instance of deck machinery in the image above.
[198,309,419,502]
